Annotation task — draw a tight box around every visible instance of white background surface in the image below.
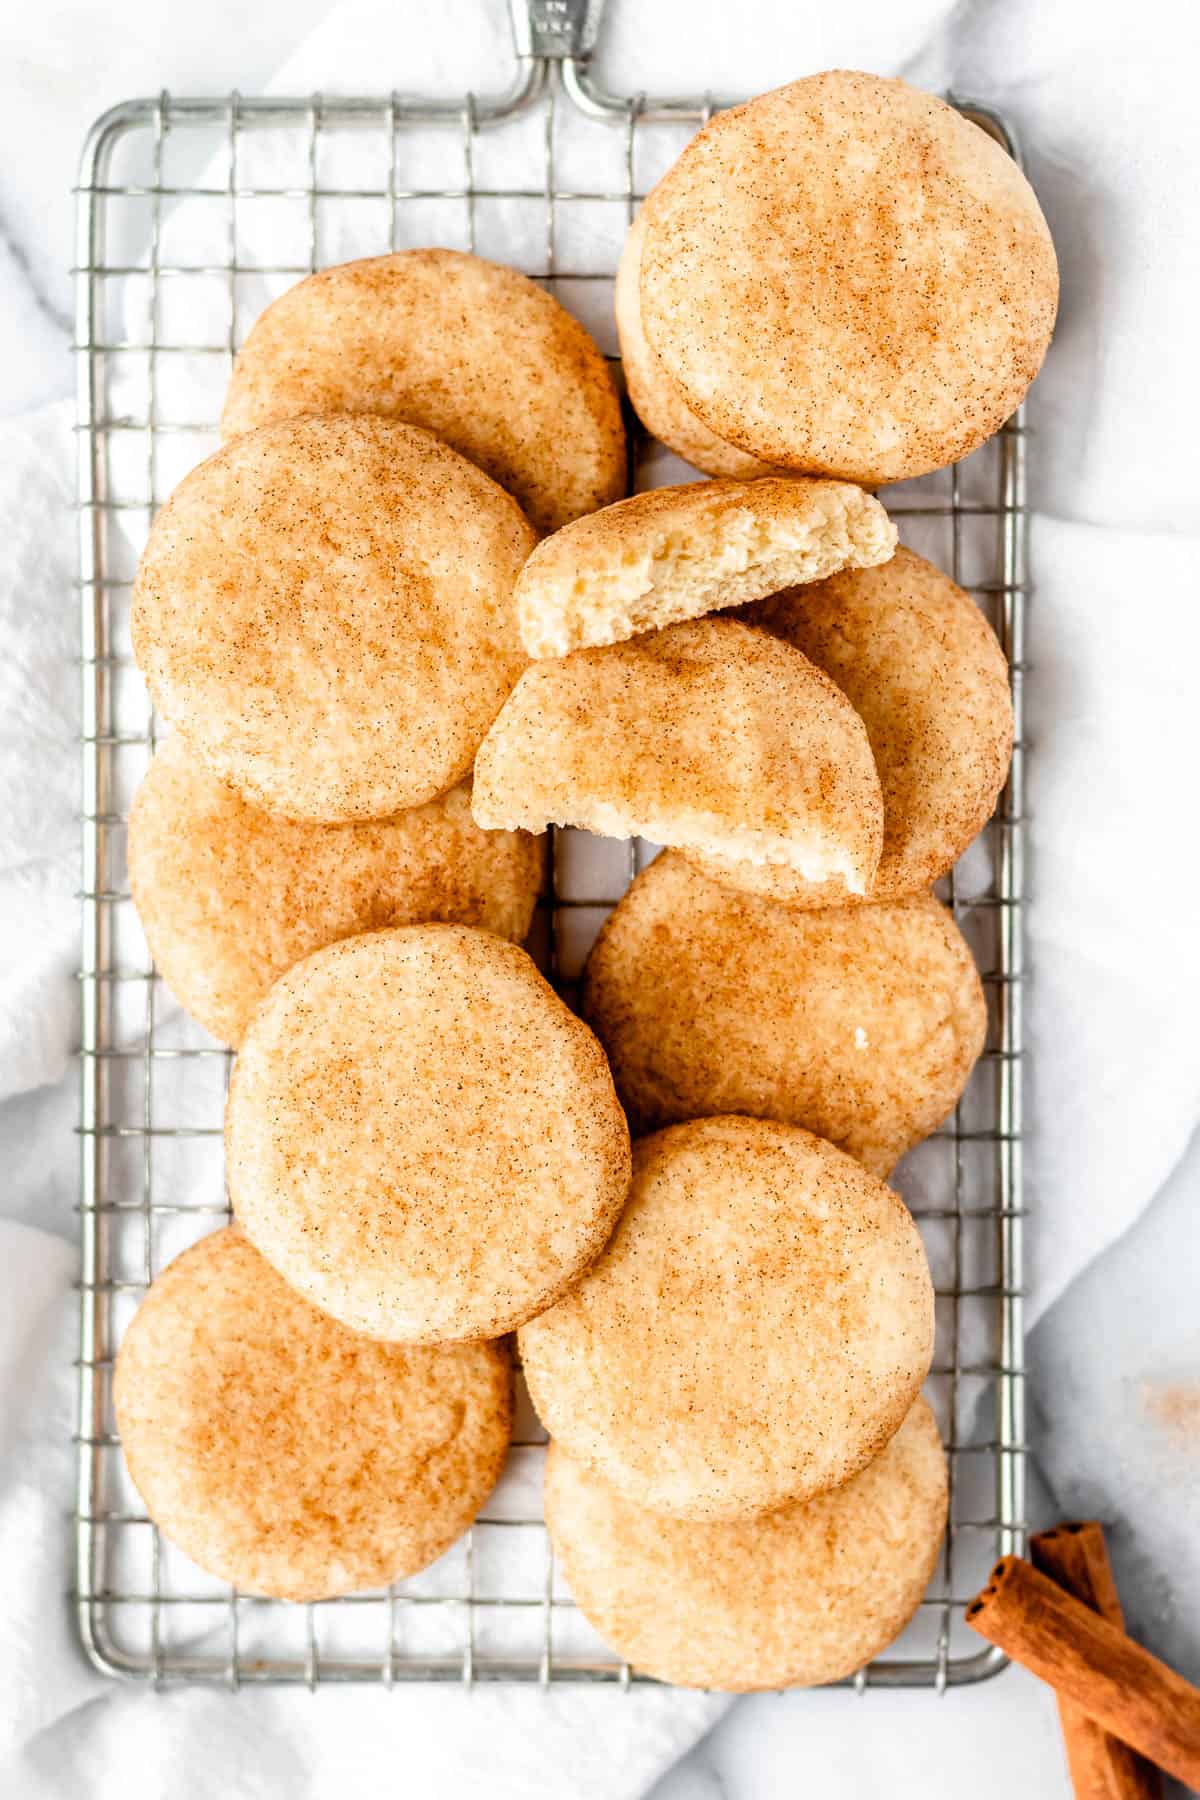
[0,0,1198,1795]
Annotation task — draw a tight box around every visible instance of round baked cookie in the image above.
[697,545,1013,904]
[520,1116,934,1519]
[473,618,884,897]
[127,735,544,1047]
[113,1228,512,1602]
[131,417,537,822]
[615,212,773,479]
[545,1398,947,1689]
[226,925,631,1343]
[582,853,985,1174]
[222,249,627,534]
[639,71,1058,484]
[515,475,895,658]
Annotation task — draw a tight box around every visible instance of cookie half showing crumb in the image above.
[132,416,536,822]
[521,1117,934,1520]
[545,1398,947,1689]
[113,1228,513,1602]
[583,853,985,1175]
[128,735,544,1047]
[640,70,1058,484]
[473,617,883,897]
[614,210,775,479]
[222,248,626,534]
[693,545,1014,904]
[226,925,631,1343]
[516,474,895,657]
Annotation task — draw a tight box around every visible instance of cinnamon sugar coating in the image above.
[545,1399,947,1689]
[521,1117,935,1518]
[614,212,775,479]
[132,416,537,822]
[128,735,543,1046]
[694,545,1013,904]
[114,1228,513,1601]
[583,854,986,1175]
[640,71,1058,483]
[226,926,631,1343]
[223,249,626,534]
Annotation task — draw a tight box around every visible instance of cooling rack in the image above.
[74,0,1028,1691]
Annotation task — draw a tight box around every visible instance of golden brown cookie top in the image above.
[583,853,986,1174]
[127,737,544,1047]
[132,415,536,822]
[723,544,1013,903]
[640,71,1058,484]
[520,1116,934,1519]
[545,1398,947,1689]
[614,212,775,480]
[222,248,626,534]
[226,925,631,1343]
[113,1227,513,1601]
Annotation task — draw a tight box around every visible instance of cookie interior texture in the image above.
[515,476,896,658]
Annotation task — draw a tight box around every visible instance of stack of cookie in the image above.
[115,69,1056,1690]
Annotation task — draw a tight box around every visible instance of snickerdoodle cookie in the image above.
[472,618,884,896]
[545,1398,947,1689]
[639,71,1058,484]
[226,925,631,1343]
[222,249,626,534]
[520,1117,934,1519]
[128,735,543,1046]
[131,416,536,822]
[582,854,985,1174]
[114,1228,512,1601]
[515,476,895,658]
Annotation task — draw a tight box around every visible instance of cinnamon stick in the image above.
[966,1556,1200,1789]
[1030,1524,1162,1800]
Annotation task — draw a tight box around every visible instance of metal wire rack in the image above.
[75,6,1027,1692]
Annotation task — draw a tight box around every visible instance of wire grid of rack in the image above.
[74,47,1028,1692]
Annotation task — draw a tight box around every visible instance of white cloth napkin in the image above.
[1,0,1199,1793]
[0,403,79,1100]
[918,0,1200,1317]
